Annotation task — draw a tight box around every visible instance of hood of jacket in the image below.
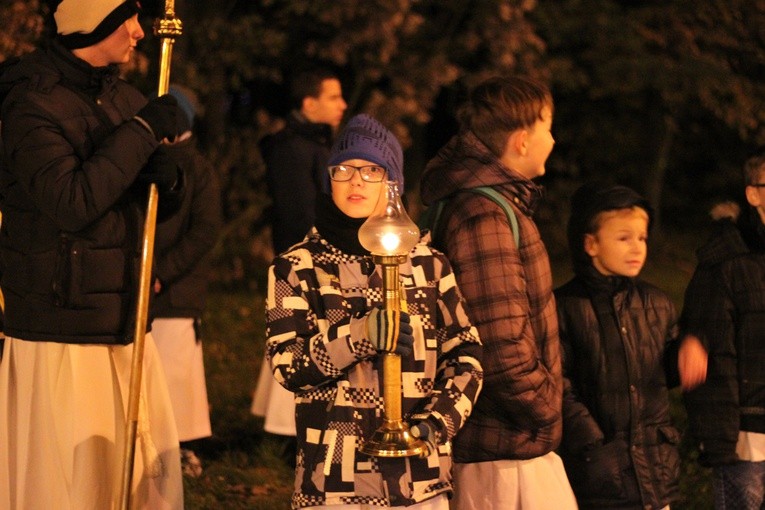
[420,130,543,216]
[696,203,765,266]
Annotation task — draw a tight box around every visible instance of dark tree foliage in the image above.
[533,0,764,231]
[1,0,763,282]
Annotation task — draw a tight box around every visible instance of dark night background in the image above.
[2,2,763,507]
[3,0,763,284]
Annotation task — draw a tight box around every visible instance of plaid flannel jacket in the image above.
[421,132,564,462]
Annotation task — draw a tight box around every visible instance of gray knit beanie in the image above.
[326,114,404,192]
[55,0,141,50]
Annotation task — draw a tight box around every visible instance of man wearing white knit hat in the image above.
[0,1,185,508]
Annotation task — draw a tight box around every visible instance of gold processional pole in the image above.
[117,3,182,509]
[357,181,427,457]
[0,212,3,312]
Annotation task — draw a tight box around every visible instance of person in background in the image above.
[555,182,706,509]
[681,149,765,510]
[151,84,223,478]
[420,75,576,510]
[261,66,347,254]
[265,113,483,509]
[252,65,347,462]
[0,0,185,507]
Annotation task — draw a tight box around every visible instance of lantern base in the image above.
[360,419,428,458]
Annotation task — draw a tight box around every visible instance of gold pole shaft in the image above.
[382,353,402,422]
[157,40,174,96]
[117,184,159,510]
[116,3,182,508]
[381,263,402,423]
[359,256,426,457]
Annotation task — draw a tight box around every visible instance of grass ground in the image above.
[186,227,715,509]
[183,290,294,510]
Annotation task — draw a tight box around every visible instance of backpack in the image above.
[418,186,519,248]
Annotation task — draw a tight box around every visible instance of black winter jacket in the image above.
[556,268,681,510]
[0,41,163,344]
[260,111,333,254]
[152,137,222,318]
[681,208,765,466]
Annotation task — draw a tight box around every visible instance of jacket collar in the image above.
[46,39,119,96]
[577,264,634,296]
[286,110,333,147]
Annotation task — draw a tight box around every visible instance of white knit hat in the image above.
[55,0,141,49]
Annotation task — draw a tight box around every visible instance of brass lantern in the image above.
[358,180,426,457]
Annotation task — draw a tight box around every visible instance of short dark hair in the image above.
[458,75,553,157]
[743,148,765,186]
[289,67,340,110]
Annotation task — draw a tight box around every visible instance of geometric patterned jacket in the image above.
[266,228,484,508]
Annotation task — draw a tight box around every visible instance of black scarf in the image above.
[314,193,370,256]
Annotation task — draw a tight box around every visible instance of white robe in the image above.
[0,334,184,510]
[151,317,212,442]
[251,356,296,436]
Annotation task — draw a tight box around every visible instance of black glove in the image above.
[134,94,180,141]
[366,307,414,357]
[137,145,180,193]
[396,313,414,357]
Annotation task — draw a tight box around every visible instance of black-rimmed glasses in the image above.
[328,164,387,183]
[749,183,765,188]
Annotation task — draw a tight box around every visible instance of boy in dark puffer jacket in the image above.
[681,150,765,509]
[555,182,706,510]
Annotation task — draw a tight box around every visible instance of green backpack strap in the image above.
[418,186,519,247]
[469,186,520,247]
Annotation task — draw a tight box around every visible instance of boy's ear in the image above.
[302,96,317,115]
[745,185,762,208]
[583,233,598,257]
[506,129,528,156]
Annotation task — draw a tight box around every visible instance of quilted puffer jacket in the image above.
[0,40,162,344]
[556,268,681,510]
[681,207,765,467]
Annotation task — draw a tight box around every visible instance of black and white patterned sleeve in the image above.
[265,252,377,392]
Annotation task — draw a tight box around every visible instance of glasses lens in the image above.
[329,165,386,182]
[359,166,386,182]
[329,165,352,181]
